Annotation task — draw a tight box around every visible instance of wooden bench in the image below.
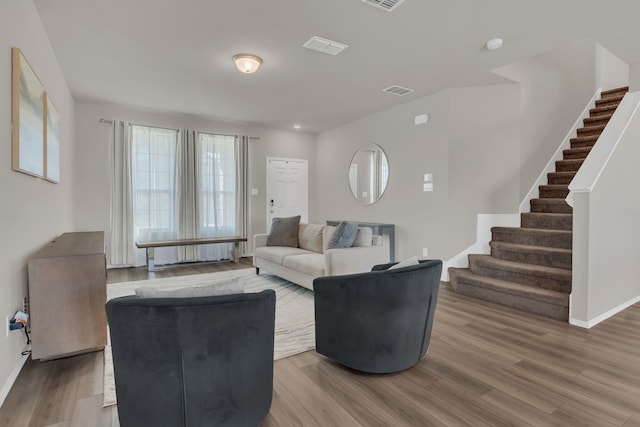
[135,236,247,272]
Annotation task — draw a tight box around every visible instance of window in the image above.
[131,125,178,238]
[198,133,236,236]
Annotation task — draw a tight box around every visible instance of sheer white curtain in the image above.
[108,121,134,266]
[236,136,250,255]
[109,126,246,267]
[197,133,237,260]
[130,125,179,266]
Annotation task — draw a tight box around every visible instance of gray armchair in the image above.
[106,290,275,427]
[313,259,442,373]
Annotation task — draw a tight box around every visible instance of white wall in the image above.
[315,84,520,261]
[569,92,640,327]
[0,0,75,403]
[595,43,629,91]
[73,102,316,256]
[629,63,640,92]
[492,39,598,202]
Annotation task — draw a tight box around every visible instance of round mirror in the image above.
[348,143,389,205]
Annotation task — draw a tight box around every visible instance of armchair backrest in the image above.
[106,289,275,427]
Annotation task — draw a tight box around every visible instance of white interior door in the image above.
[267,157,308,227]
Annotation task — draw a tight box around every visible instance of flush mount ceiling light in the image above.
[232,54,263,74]
[486,38,503,50]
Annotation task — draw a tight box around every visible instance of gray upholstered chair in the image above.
[313,259,442,373]
[106,290,275,427]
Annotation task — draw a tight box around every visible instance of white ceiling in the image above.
[34,0,640,133]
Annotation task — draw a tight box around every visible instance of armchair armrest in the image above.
[324,244,389,276]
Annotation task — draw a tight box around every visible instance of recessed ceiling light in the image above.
[293,124,301,130]
[486,38,503,50]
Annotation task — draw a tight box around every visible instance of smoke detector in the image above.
[361,0,406,12]
[486,38,503,50]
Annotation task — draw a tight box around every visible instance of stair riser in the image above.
[576,126,604,137]
[447,275,569,321]
[589,106,617,117]
[539,187,569,199]
[530,201,573,214]
[521,213,572,231]
[563,149,591,160]
[469,261,571,293]
[570,137,597,149]
[492,229,572,249]
[600,87,629,98]
[555,160,583,172]
[490,246,572,269]
[583,116,611,127]
[596,97,624,108]
[547,173,575,185]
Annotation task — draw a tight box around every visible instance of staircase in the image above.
[448,86,629,321]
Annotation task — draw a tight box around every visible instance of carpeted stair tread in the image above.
[562,147,591,160]
[530,198,572,213]
[521,212,572,231]
[583,114,612,127]
[539,184,569,199]
[468,254,571,293]
[490,241,572,269]
[595,94,625,108]
[449,268,569,304]
[492,226,572,249]
[448,268,569,321]
[555,158,584,172]
[576,124,605,137]
[600,86,629,97]
[589,104,618,117]
[547,171,576,185]
[570,135,599,148]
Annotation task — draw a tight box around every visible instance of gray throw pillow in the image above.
[327,221,359,249]
[135,278,244,298]
[266,215,301,247]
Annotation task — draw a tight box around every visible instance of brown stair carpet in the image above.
[448,86,628,321]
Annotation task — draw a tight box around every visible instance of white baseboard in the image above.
[0,345,30,408]
[569,295,640,329]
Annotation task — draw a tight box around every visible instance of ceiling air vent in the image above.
[383,85,414,96]
[361,0,406,12]
[303,36,348,56]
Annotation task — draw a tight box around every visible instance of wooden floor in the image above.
[2,259,640,426]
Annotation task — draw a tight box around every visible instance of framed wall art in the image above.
[12,47,45,178]
[44,92,60,183]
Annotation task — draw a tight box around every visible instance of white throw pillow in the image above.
[388,256,420,270]
[135,278,244,298]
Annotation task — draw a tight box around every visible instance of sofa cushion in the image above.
[135,278,244,298]
[282,253,325,277]
[255,246,315,264]
[352,227,373,247]
[298,224,325,253]
[327,222,358,249]
[266,215,301,247]
[322,226,336,252]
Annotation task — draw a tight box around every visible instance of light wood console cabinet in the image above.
[28,231,107,361]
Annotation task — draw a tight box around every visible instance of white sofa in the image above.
[253,224,388,290]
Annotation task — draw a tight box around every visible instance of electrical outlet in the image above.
[422,248,429,257]
[23,297,28,314]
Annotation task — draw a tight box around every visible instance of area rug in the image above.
[103,268,314,407]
